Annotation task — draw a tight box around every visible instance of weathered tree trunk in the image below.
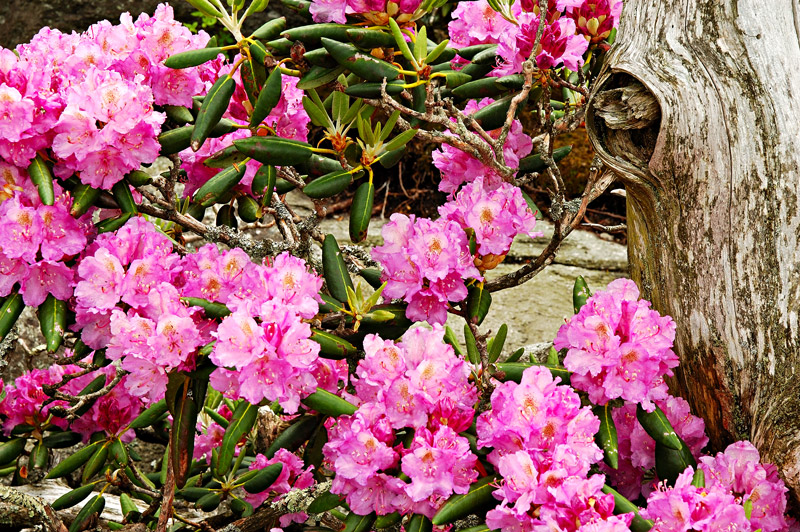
[586,0,800,506]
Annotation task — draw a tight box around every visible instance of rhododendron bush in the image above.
[0,0,794,531]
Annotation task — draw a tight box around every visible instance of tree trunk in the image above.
[585,0,800,506]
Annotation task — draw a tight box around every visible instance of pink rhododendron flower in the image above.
[495,13,589,75]
[554,278,679,411]
[698,441,790,532]
[567,0,624,44]
[447,0,519,49]
[0,366,77,434]
[372,214,480,324]
[439,177,540,258]
[244,449,315,509]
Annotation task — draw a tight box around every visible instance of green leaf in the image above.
[243,462,283,493]
[217,400,258,479]
[471,45,499,65]
[487,324,507,364]
[164,47,224,69]
[343,511,376,532]
[346,28,396,49]
[358,268,383,290]
[413,27,428,62]
[42,431,82,449]
[0,438,25,466]
[266,415,321,458]
[302,388,357,416]
[407,514,433,532]
[464,324,480,365]
[443,326,465,357]
[69,184,100,217]
[96,212,133,234]
[111,180,137,214]
[52,483,96,511]
[601,485,653,532]
[298,65,347,90]
[308,491,344,514]
[593,404,619,469]
[349,181,374,243]
[345,80,405,98]
[237,195,261,222]
[252,164,277,199]
[304,170,353,199]
[691,468,705,488]
[636,404,682,450]
[129,399,168,429]
[47,442,98,479]
[494,362,572,385]
[251,17,287,40]
[69,495,105,532]
[443,71,472,88]
[37,295,68,353]
[322,234,355,303]
[432,475,499,525]
[250,67,283,127]
[181,297,231,319]
[466,284,492,325]
[517,145,572,174]
[322,38,400,83]
[425,39,450,64]
[456,44,496,60]
[119,493,138,518]
[204,144,249,169]
[192,163,247,207]
[303,95,333,129]
[281,24,355,46]
[382,128,417,152]
[311,329,357,360]
[451,78,504,99]
[168,375,201,489]
[191,75,236,151]
[196,492,222,512]
[27,155,54,206]
[233,136,313,166]
[187,0,224,17]
[655,437,697,486]
[0,291,25,343]
[375,512,402,529]
[388,18,417,67]
[573,276,592,314]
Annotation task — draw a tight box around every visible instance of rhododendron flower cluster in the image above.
[698,441,790,532]
[372,213,481,324]
[244,449,315,517]
[567,0,624,43]
[324,326,479,518]
[70,372,143,442]
[0,366,75,435]
[439,177,541,260]
[0,181,91,307]
[602,396,708,500]
[432,98,533,196]
[309,0,423,25]
[554,278,679,411]
[0,4,214,188]
[477,365,627,532]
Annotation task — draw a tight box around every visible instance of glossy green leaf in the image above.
[636,404,682,450]
[252,164,277,199]
[302,388,357,416]
[69,494,105,532]
[0,291,25,343]
[343,511,376,532]
[250,67,283,127]
[375,512,402,529]
[322,234,355,303]
[383,128,417,152]
[311,329,357,359]
[407,514,433,532]
[37,295,68,353]
[517,145,572,174]
[95,212,133,234]
[81,441,109,483]
[217,401,258,478]
[298,64,347,90]
[191,75,236,151]
[42,431,82,449]
[266,415,321,458]
[304,169,352,199]
[28,155,54,206]
[237,195,261,223]
[129,399,168,429]
[234,136,313,166]
[601,485,653,532]
[281,24,355,46]
[243,462,283,493]
[0,438,25,466]
[487,324,507,364]
[349,180,374,243]
[464,324,480,365]
[322,38,400,82]
[308,491,343,514]
[52,483,96,510]
[196,492,221,512]
[593,404,619,469]
[165,47,224,69]
[346,28,395,49]
[573,276,592,314]
[432,475,499,525]
[251,17,287,40]
[466,284,492,325]
[452,78,504,99]
[193,164,247,207]
[69,184,100,217]
[655,438,697,486]
[165,105,194,125]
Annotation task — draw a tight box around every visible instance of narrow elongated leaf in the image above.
[119,493,138,517]
[383,128,417,152]
[593,404,619,469]
[432,475,499,525]
[0,291,25,343]
[281,24,355,46]
[165,47,224,69]
[487,324,507,364]
[217,401,258,478]
[266,415,321,458]
[517,145,573,174]
[413,27,428,62]
[346,28,395,49]
[343,511,376,532]
[234,136,313,166]
[81,442,110,483]
[345,80,404,98]
[69,184,100,217]
[69,495,105,532]
[46,442,99,479]
[243,463,283,493]
[425,40,451,64]
[311,329,356,359]
[494,362,572,385]
[193,164,247,207]
[452,78,504,99]
[129,399,168,429]
[237,195,261,222]
[252,164,277,198]
[302,388,357,416]
[250,68,283,127]
[308,491,343,514]
[38,295,68,353]
[601,485,653,532]
[388,18,416,66]
[573,276,592,314]
[42,431,82,449]
[96,212,133,234]
[251,17,287,40]
[181,297,231,319]
[0,438,25,466]
[322,38,399,82]
[196,492,221,511]
[466,284,491,325]
[349,181,374,243]
[636,404,682,450]
[297,65,347,90]
[464,324,480,365]
[407,514,433,532]
[322,234,355,303]
[52,483,96,510]
[28,155,54,206]
[192,75,236,151]
[655,438,697,486]
[375,512,402,529]
[304,170,352,199]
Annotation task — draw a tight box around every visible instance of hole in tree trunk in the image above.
[588,73,661,169]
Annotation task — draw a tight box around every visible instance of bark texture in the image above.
[586,0,800,506]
